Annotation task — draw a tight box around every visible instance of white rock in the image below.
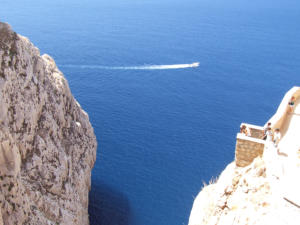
[188,159,300,225]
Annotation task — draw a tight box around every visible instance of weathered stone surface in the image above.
[188,155,300,225]
[0,22,97,224]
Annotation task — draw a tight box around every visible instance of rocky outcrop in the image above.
[188,151,300,225]
[188,86,300,225]
[0,22,97,224]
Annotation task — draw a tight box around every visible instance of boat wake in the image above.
[60,62,200,70]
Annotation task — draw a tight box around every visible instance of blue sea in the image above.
[1,0,300,224]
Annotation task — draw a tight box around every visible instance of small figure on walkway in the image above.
[265,127,273,142]
[240,125,246,135]
[273,128,281,147]
[245,125,251,137]
[262,122,271,140]
[240,125,251,137]
[288,96,295,113]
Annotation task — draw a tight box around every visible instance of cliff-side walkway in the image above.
[268,97,300,208]
[278,98,300,157]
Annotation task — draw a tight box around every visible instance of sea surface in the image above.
[1,0,300,224]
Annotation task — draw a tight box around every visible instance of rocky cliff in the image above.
[188,86,300,225]
[188,148,300,225]
[0,22,97,224]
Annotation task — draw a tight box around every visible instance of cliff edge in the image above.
[0,22,97,224]
[188,87,300,225]
[188,158,300,225]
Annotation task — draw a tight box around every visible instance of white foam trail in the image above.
[60,62,200,70]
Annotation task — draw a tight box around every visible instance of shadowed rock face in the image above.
[0,22,97,225]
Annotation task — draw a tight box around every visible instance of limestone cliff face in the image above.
[188,155,300,225]
[0,22,97,224]
[188,86,300,225]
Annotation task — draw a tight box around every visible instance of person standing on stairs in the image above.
[288,96,295,113]
[273,128,281,148]
[265,127,273,142]
[263,122,272,140]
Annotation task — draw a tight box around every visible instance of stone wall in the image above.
[235,133,265,167]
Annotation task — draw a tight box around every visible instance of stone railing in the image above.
[235,133,265,167]
[240,123,264,139]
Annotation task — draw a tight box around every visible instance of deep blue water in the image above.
[1,0,300,224]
